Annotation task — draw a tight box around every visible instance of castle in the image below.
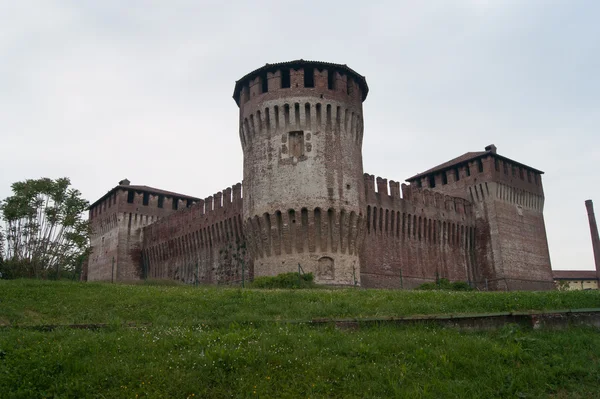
[84,60,554,290]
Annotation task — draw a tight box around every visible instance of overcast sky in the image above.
[1,1,598,271]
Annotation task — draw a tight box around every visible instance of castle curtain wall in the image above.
[141,184,252,284]
[360,175,476,289]
[408,155,554,290]
[86,60,555,291]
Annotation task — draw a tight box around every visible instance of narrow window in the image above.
[466,164,471,177]
[172,198,178,210]
[158,195,164,208]
[346,76,353,95]
[455,168,460,181]
[519,168,525,180]
[304,67,314,88]
[281,69,291,88]
[494,158,500,172]
[442,172,448,185]
[127,190,135,203]
[327,70,335,90]
[243,84,250,104]
[429,175,436,188]
[477,159,484,173]
[416,180,422,188]
[142,192,149,206]
[527,170,532,183]
[512,165,517,177]
[186,199,194,207]
[261,73,268,93]
[503,162,509,175]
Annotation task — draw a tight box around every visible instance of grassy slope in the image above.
[1,280,600,398]
[2,324,599,398]
[1,280,599,326]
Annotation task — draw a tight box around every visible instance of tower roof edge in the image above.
[232,59,369,105]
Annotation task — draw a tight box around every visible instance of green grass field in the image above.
[1,280,600,398]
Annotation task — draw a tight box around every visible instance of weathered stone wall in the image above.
[237,62,367,285]
[481,182,553,290]
[88,188,195,281]
[88,192,120,281]
[86,60,555,292]
[141,184,251,284]
[410,152,553,290]
[361,175,476,288]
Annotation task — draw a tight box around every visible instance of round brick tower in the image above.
[233,60,369,285]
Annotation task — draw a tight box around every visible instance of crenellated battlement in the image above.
[233,60,368,108]
[143,183,243,242]
[364,174,473,216]
[140,183,248,285]
[86,58,554,290]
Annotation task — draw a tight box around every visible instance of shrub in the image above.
[133,279,185,286]
[0,259,35,279]
[416,278,473,291]
[250,272,315,289]
[450,281,473,291]
[0,258,81,280]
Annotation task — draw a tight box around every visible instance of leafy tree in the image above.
[0,177,90,278]
[0,227,4,276]
[0,227,4,258]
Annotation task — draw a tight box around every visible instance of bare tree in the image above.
[0,177,90,278]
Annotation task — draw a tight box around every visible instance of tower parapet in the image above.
[235,60,369,285]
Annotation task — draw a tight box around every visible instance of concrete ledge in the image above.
[309,309,600,331]
[3,309,600,331]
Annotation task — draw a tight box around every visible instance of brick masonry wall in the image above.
[88,199,120,281]
[141,184,252,284]
[86,62,555,292]
[412,153,553,290]
[361,175,476,288]
[238,63,366,285]
[480,183,553,290]
[88,188,196,281]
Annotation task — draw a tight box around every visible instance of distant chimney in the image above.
[485,144,497,154]
[585,200,600,280]
[119,179,130,186]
